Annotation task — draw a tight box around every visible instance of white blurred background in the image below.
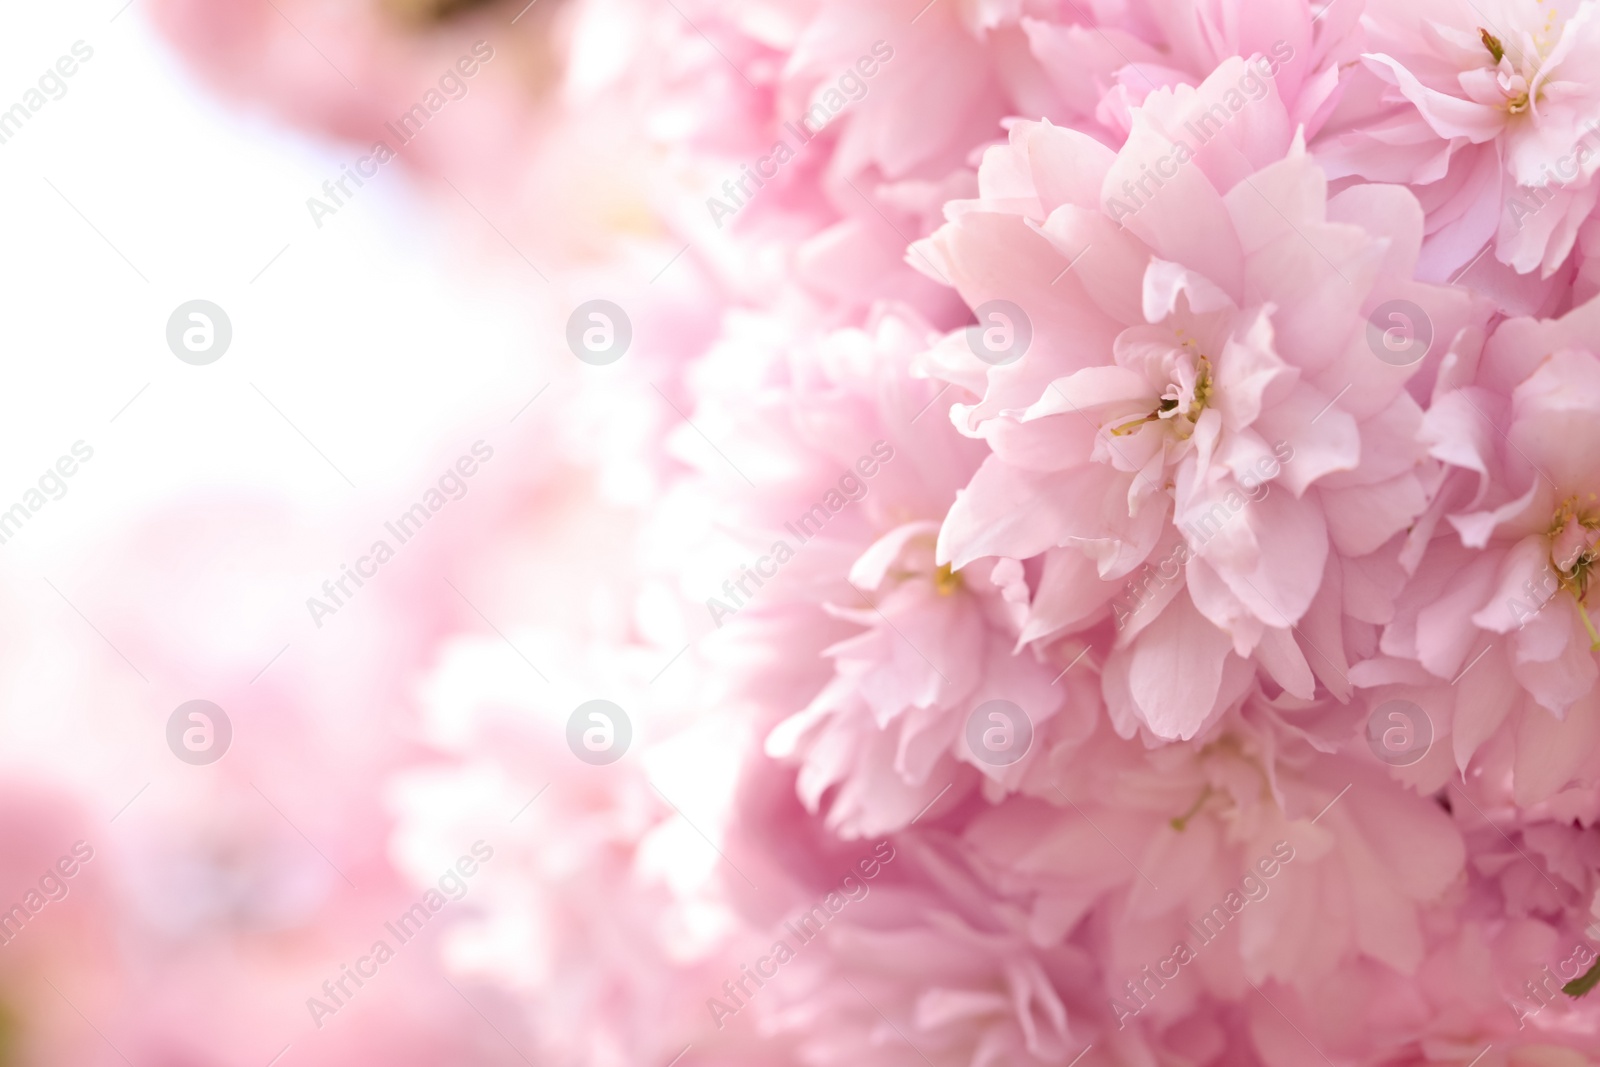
[0,0,538,574]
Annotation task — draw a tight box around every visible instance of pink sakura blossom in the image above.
[911,58,1488,740]
[379,423,804,1067]
[759,898,1093,1067]
[1366,294,1600,803]
[663,305,1092,838]
[1026,0,1362,144]
[138,0,1600,1062]
[644,0,1058,327]
[727,694,1485,1066]
[1318,0,1600,283]
[972,706,1471,1047]
[719,770,1096,1067]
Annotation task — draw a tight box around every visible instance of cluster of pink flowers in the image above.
[132,0,1600,1063]
[629,0,1600,1062]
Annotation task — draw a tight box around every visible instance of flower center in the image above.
[1169,784,1212,831]
[1111,354,1213,439]
[1478,16,1560,116]
[886,537,964,596]
[1549,498,1600,649]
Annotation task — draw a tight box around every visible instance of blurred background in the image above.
[0,1,750,1064]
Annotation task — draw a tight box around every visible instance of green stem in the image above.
[1579,600,1600,652]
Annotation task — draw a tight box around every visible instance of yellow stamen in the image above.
[1109,412,1163,436]
[1547,498,1600,648]
[1108,357,1212,438]
[1191,356,1214,410]
[1481,27,1506,63]
[1169,785,1213,832]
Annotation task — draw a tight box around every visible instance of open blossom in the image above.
[721,768,1096,1067]
[911,58,1486,740]
[760,894,1091,1067]
[1320,0,1600,282]
[731,693,1484,1067]
[640,0,1066,327]
[667,306,1088,838]
[1026,0,1362,143]
[1367,294,1600,802]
